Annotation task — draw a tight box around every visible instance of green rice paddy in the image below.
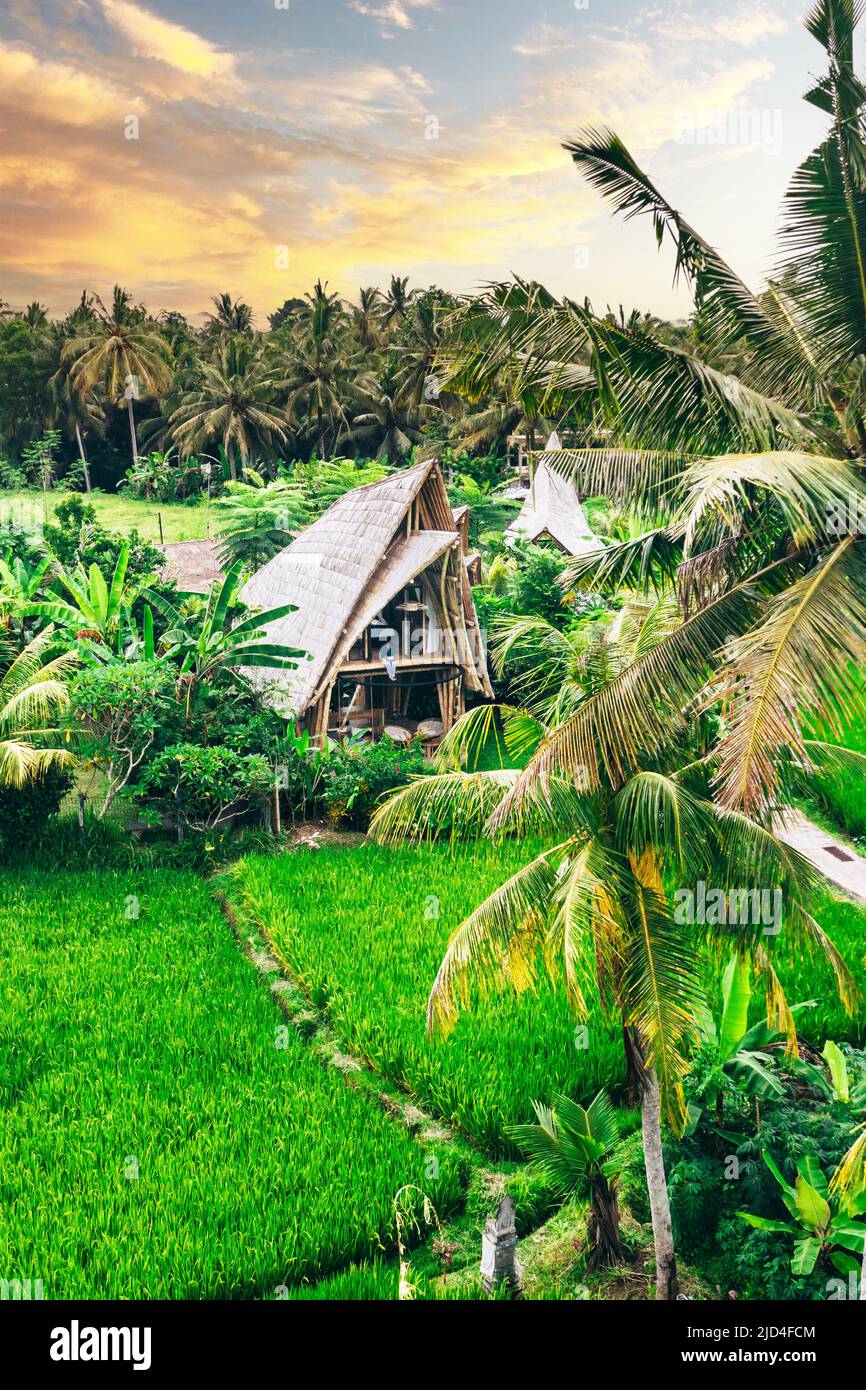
[0,868,463,1299]
[231,841,627,1155]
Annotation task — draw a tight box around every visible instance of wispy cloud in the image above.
[713,2,789,48]
[512,24,576,59]
[100,0,237,77]
[349,0,440,39]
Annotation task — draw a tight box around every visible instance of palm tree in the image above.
[46,348,104,493]
[508,1089,630,1273]
[381,274,418,332]
[21,302,49,331]
[280,284,356,460]
[342,371,429,462]
[440,2,866,823]
[206,293,255,336]
[62,286,171,466]
[352,286,384,351]
[0,629,77,788]
[168,338,290,480]
[369,604,857,1298]
[147,565,305,719]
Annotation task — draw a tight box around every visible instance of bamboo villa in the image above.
[241,459,493,744]
[505,454,600,556]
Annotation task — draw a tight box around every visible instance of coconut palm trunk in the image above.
[74,423,92,493]
[126,396,139,466]
[640,1063,679,1300]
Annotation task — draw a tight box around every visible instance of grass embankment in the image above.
[798,677,866,845]
[230,841,627,1155]
[0,488,208,543]
[0,868,464,1298]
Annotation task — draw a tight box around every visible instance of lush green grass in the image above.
[0,488,209,543]
[801,717,866,845]
[231,842,626,1155]
[799,675,866,843]
[0,868,464,1299]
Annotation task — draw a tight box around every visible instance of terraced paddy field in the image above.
[231,843,866,1145]
[5,843,865,1302]
[0,869,464,1299]
[230,841,629,1155]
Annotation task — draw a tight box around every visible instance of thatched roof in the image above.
[505,457,599,556]
[241,459,492,716]
[159,540,225,594]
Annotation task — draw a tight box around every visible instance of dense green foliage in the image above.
[319,737,426,827]
[0,765,72,852]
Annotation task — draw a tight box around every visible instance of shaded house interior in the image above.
[240,459,493,746]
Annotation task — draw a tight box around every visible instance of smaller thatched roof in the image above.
[159,540,225,594]
[505,457,599,556]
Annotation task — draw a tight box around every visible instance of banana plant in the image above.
[23,543,149,647]
[739,1152,866,1279]
[0,552,55,616]
[147,565,305,720]
[687,954,817,1131]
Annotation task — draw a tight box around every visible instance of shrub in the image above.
[43,495,164,589]
[0,765,72,852]
[320,736,425,827]
[0,458,26,490]
[137,743,273,830]
[70,661,177,814]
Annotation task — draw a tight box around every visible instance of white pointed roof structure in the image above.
[505,434,600,556]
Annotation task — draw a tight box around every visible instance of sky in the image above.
[0,0,844,326]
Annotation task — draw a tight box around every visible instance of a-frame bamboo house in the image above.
[505,455,600,556]
[241,459,493,743]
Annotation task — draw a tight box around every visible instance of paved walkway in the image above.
[773,809,866,905]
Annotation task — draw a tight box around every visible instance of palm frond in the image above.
[713,538,866,812]
[368,769,517,845]
[426,842,568,1035]
[564,127,834,407]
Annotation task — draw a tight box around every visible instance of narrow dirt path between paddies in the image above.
[0,867,469,1299]
[214,881,576,1293]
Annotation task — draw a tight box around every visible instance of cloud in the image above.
[0,41,142,126]
[100,0,236,77]
[639,0,789,52]
[0,0,793,320]
[349,0,439,38]
[713,3,789,48]
[513,25,577,59]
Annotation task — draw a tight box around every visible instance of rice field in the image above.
[771,889,866,1046]
[231,842,627,1155]
[801,683,866,844]
[0,869,464,1299]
